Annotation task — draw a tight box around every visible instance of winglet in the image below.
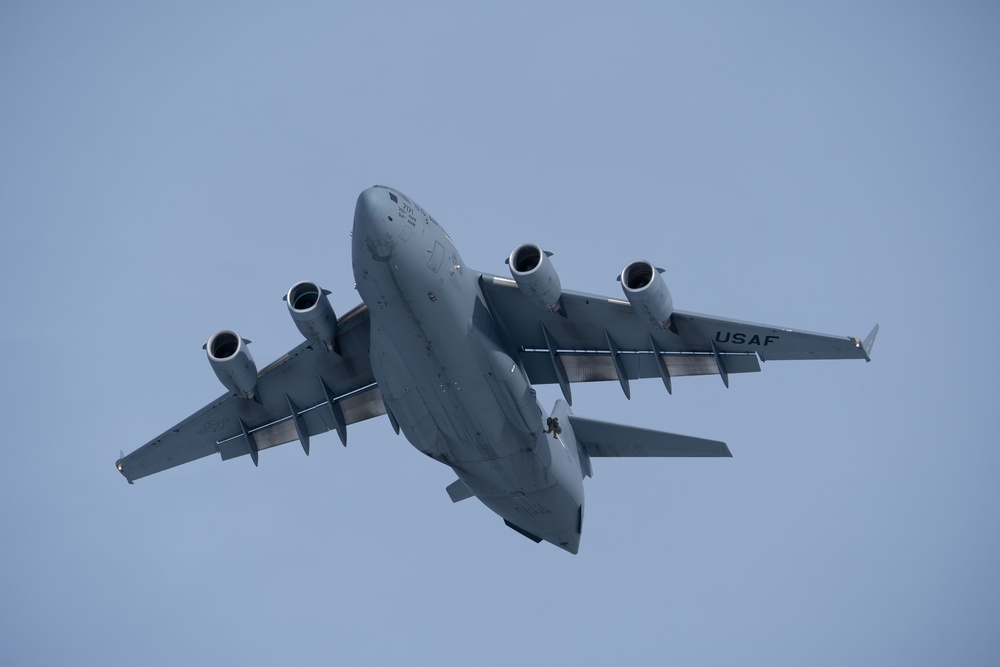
[860,323,879,362]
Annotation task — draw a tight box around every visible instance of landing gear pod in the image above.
[507,243,563,313]
[206,330,258,399]
[620,260,673,329]
[285,280,339,353]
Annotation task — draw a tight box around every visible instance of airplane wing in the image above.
[478,273,877,400]
[116,304,384,483]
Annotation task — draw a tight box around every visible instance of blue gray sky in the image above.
[2,2,998,665]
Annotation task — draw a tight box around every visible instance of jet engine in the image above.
[206,330,258,399]
[620,260,673,329]
[285,280,339,352]
[507,243,563,313]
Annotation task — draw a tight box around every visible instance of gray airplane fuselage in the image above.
[352,186,585,553]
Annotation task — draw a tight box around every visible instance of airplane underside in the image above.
[356,205,586,552]
[116,185,875,555]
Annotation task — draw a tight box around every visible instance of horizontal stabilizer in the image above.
[568,415,730,458]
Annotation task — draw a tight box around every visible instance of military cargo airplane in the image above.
[117,186,878,553]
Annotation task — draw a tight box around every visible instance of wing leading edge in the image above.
[116,305,384,483]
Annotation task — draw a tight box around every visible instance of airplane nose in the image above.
[353,186,396,262]
[354,186,386,235]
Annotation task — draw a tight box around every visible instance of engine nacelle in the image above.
[620,260,673,329]
[206,330,258,399]
[507,243,563,313]
[285,280,339,352]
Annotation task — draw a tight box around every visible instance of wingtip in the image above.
[116,457,134,484]
[862,323,879,362]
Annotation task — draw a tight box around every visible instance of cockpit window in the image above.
[389,192,398,203]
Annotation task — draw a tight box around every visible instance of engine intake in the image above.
[620,260,673,329]
[508,243,563,313]
[285,280,339,352]
[206,330,258,399]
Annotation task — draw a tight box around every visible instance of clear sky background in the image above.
[2,2,998,665]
